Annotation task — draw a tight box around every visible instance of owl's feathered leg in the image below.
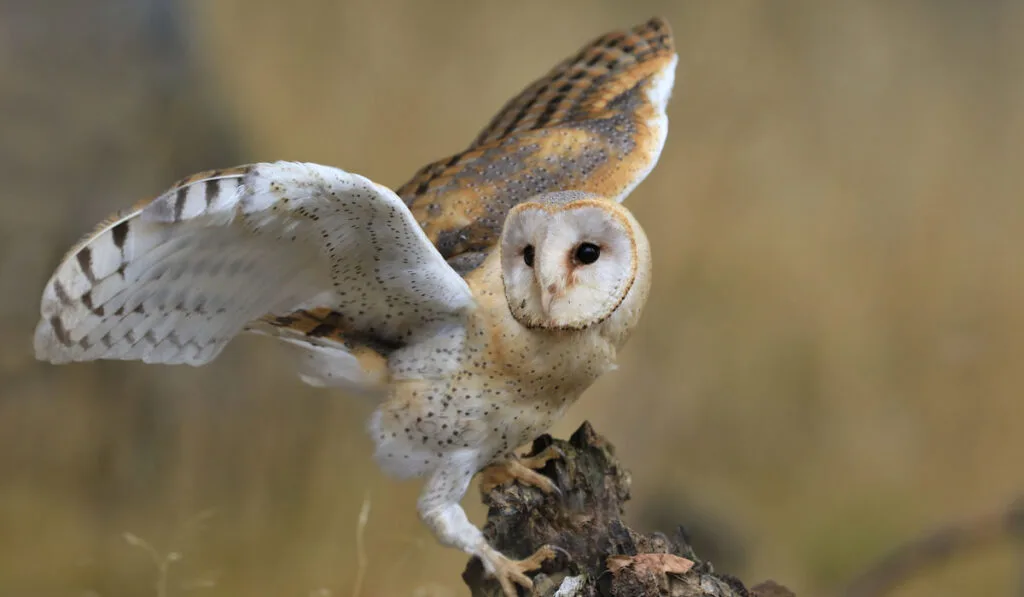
[478,445,562,495]
[418,451,555,597]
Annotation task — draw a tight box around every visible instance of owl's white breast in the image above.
[367,253,622,479]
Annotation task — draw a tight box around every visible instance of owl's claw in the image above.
[479,445,563,495]
[480,544,559,597]
[518,445,564,472]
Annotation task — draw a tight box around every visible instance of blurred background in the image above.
[1,1,1022,596]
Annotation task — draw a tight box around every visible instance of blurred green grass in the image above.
[1,1,1022,595]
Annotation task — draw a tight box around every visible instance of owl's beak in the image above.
[538,279,564,314]
[536,244,565,314]
[540,288,556,314]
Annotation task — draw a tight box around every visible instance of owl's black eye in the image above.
[523,245,535,267]
[575,242,601,265]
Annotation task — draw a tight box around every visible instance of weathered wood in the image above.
[464,422,795,597]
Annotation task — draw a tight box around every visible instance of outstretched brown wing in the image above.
[396,16,677,271]
[260,18,677,359]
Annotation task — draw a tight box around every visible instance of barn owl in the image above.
[34,17,676,596]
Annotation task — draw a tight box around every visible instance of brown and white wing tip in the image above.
[469,15,677,149]
[399,17,677,203]
[34,162,474,371]
[34,167,254,365]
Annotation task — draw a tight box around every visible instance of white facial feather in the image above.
[500,193,641,330]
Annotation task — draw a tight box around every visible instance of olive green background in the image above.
[1,1,1021,596]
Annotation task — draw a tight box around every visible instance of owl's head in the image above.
[499,192,651,333]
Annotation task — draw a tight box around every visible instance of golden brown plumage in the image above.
[397,16,675,270]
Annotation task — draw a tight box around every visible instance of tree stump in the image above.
[463,422,795,597]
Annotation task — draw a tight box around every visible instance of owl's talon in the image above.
[518,444,563,471]
[481,544,559,597]
[479,445,563,495]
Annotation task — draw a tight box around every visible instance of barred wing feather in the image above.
[34,162,474,367]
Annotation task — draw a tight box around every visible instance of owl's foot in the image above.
[479,445,562,495]
[479,543,558,597]
[518,445,563,472]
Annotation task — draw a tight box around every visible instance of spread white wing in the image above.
[34,162,475,368]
